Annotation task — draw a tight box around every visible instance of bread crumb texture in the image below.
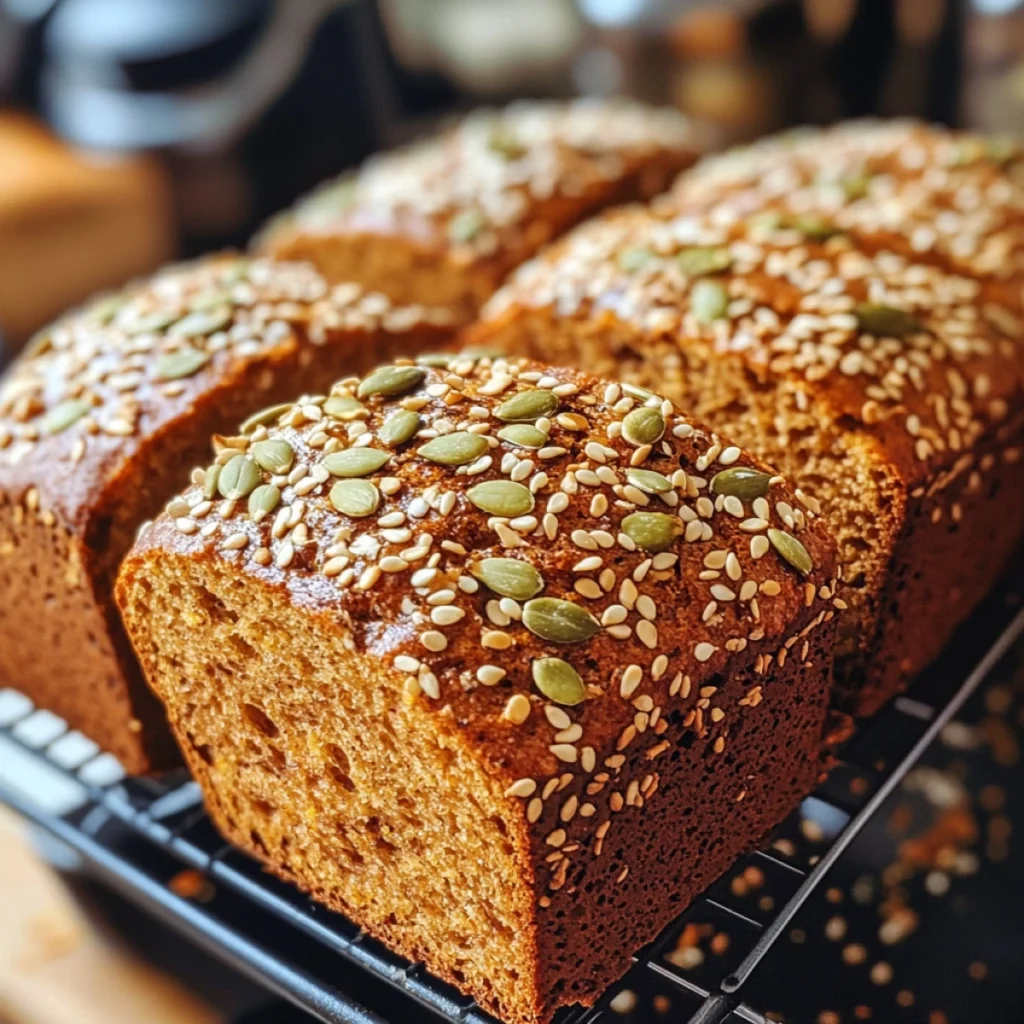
[473,120,1024,717]
[0,255,454,770]
[258,98,705,322]
[119,353,839,1023]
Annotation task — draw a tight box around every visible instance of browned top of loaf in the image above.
[128,354,837,787]
[666,119,1024,280]
[0,255,453,526]
[258,99,701,266]
[482,132,1024,484]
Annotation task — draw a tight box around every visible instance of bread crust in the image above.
[257,100,706,323]
[0,256,454,770]
[471,121,1024,715]
[118,354,838,1021]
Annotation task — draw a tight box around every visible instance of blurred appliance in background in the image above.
[0,0,443,260]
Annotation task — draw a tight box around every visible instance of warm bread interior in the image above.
[122,553,540,1019]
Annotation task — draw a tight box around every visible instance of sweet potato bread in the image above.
[256,99,704,324]
[469,121,1024,718]
[0,257,453,771]
[117,354,839,1024]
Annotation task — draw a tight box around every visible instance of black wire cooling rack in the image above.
[1,575,1022,1024]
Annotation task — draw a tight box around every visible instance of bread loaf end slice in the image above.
[118,355,839,1022]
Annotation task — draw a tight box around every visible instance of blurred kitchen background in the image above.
[3,5,1024,1024]
[1,0,1023,362]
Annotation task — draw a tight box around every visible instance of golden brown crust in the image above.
[0,256,455,769]
[126,354,838,784]
[257,100,706,321]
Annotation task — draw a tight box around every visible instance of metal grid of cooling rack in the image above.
[1,578,1022,1024]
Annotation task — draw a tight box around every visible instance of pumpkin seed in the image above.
[985,134,1019,165]
[42,398,92,434]
[323,448,391,477]
[218,455,262,499]
[767,528,813,575]
[188,289,231,312]
[495,389,559,423]
[711,466,773,500]
[497,424,548,448]
[87,293,126,325]
[323,395,367,420]
[448,208,485,243]
[793,213,840,241]
[329,479,380,517]
[357,365,425,399]
[748,210,784,233]
[202,464,221,500]
[621,512,683,552]
[302,180,356,220]
[240,403,291,434]
[168,304,233,337]
[487,127,526,159]
[417,432,489,465]
[621,382,660,405]
[691,279,729,323]
[470,558,544,600]
[523,598,600,644]
[458,345,505,362]
[626,468,673,494]
[839,173,872,200]
[532,657,586,706]
[467,480,535,517]
[154,347,210,381]
[248,484,281,518]
[126,308,179,335]
[219,258,251,286]
[416,353,454,368]
[622,406,665,446]
[676,246,732,277]
[617,247,654,272]
[378,409,421,447]
[854,303,923,338]
[251,439,294,474]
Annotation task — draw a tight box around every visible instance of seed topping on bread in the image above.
[486,157,1024,478]
[156,355,836,731]
[276,99,697,260]
[0,258,453,471]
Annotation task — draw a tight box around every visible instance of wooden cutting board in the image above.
[0,809,219,1024]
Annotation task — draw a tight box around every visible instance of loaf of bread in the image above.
[469,121,1024,718]
[117,354,839,1023]
[256,99,704,324]
[0,257,454,771]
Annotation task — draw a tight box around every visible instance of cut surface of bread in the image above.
[118,355,839,1023]
[257,99,706,324]
[471,122,1024,716]
[0,257,454,770]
